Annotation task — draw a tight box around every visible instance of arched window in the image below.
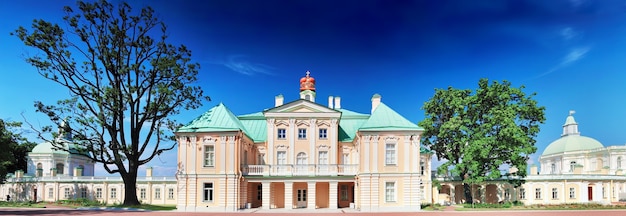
[570,161,577,172]
[618,157,623,169]
[296,152,307,165]
[550,163,556,174]
[56,163,64,175]
[36,163,43,177]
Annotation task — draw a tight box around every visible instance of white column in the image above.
[289,119,295,164]
[309,119,316,165]
[262,182,271,209]
[404,135,410,173]
[285,182,293,209]
[227,135,235,174]
[267,119,275,165]
[363,136,370,173]
[329,181,338,209]
[220,136,227,174]
[372,136,378,173]
[330,119,338,165]
[190,136,197,174]
[307,181,316,209]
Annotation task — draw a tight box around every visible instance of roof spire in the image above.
[562,110,579,137]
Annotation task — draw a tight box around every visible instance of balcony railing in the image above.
[242,164,358,176]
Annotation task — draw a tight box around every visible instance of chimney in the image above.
[371,94,381,114]
[146,167,153,177]
[328,96,334,109]
[334,96,341,109]
[275,94,284,107]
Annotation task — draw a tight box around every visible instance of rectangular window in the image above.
[277,128,286,139]
[535,188,541,199]
[168,188,175,200]
[552,188,558,199]
[204,145,215,167]
[48,188,53,199]
[342,154,349,165]
[520,188,526,199]
[504,189,511,200]
[385,143,396,165]
[257,184,262,201]
[110,188,117,199]
[277,151,286,165]
[64,188,70,199]
[569,187,575,199]
[420,159,425,175]
[155,188,161,200]
[385,182,396,202]
[96,188,102,199]
[203,183,214,202]
[140,188,146,200]
[298,128,307,139]
[318,151,328,165]
[340,185,349,201]
[80,187,87,198]
[319,128,327,139]
[257,153,265,165]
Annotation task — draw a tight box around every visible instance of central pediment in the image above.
[264,99,341,118]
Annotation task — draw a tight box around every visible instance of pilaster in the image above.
[267,119,275,166]
[289,119,295,164]
[262,182,271,209]
[372,135,379,173]
[309,119,316,164]
[307,181,316,209]
[285,182,293,209]
[330,119,338,164]
[190,136,197,174]
[329,181,338,209]
[220,136,227,174]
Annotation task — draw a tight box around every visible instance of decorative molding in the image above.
[318,144,330,151]
[267,119,276,125]
[257,146,266,154]
[296,120,310,127]
[275,144,289,151]
[316,120,330,127]
[342,146,352,154]
[289,119,296,125]
[385,136,399,143]
[331,119,338,125]
[202,136,215,144]
[275,120,289,127]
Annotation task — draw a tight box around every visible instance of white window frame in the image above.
[342,154,349,165]
[258,153,266,165]
[385,181,396,202]
[298,128,307,139]
[385,143,397,165]
[48,188,54,199]
[80,187,87,198]
[110,188,117,199]
[569,187,575,199]
[64,188,70,199]
[420,159,425,175]
[277,128,286,139]
[520,188,526,199]
[277,151,287,165]
[551,188,558,200]
[155,188,161,200]
[168,188,175,200]
[319,128,327,139]
[95,188,102,199]
[318,151,328,165]
[203,182,214,202]
[535,188,541,199]
[204,145,215,167]
[140,188,146,200]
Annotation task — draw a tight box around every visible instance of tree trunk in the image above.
[463,183,473,204]
[121,168,140,206]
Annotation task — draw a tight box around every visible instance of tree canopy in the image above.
[13,0,208,205]
[418,78,545,203]
[0,119,37,183]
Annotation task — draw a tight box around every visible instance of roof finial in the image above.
[569,110,575,116]
[305,70,310,77]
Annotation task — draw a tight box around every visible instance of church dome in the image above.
[31,141,70,155]
[542,111,604,156]
[299,71,316,91]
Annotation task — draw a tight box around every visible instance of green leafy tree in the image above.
[13,0,208,205]
[0,119,37,183]
[418,78,545,204]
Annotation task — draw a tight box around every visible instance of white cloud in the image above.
[560,27,577,41]
[535,46,591,78]
[215,55,275,76]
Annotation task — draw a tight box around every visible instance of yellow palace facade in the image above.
[174,71,434,212]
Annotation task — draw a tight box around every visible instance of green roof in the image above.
[177,103,248,133]
[420,146,433,154]
[337,108,369,142]
[359,102,423,131]
[238,112,267,142]
[542,135,604,156]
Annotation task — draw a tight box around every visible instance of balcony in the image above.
[242,164,358,176]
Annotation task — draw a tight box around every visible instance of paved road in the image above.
[3,208,626,216]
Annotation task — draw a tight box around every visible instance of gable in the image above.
[264,99,341,118]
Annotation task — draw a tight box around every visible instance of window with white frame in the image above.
[385,182,396,202]
[569,187,575,199]
[550,163,556,174]
[535,188,541,199]
[385,143,396,165]
[140,188,146,200]
[504,189,511,200]
[551,188,558,199]
[96,188,102,199]
[318,151,328,165]
[110,188,117,199]
[298,128,307,139]
[619,157,623,169]
[204,145,215,167]
[277,151,286,165]
[277,128,286,139]
[203,183,214,202]
[570,161,576,172]
[520,188,526,199]
[64,188,70,199]
[155,188,161,199]
[420,159,425,175]
[257,153,265,165]
[168,188,174,200]
[48,188,53,199]
[319,128,327,139]
[80,187,87,198]
[342,154,349,165]
[296,152,307,165]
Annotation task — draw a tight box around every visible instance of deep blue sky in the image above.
[2,0,626,176]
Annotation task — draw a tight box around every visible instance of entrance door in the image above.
[588,186,593,201]
[296,189,307,208]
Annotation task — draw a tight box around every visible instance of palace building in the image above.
[434,111,626,205]
[174,71,434,212]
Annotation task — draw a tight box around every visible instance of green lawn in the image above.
[0,200,176,211]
